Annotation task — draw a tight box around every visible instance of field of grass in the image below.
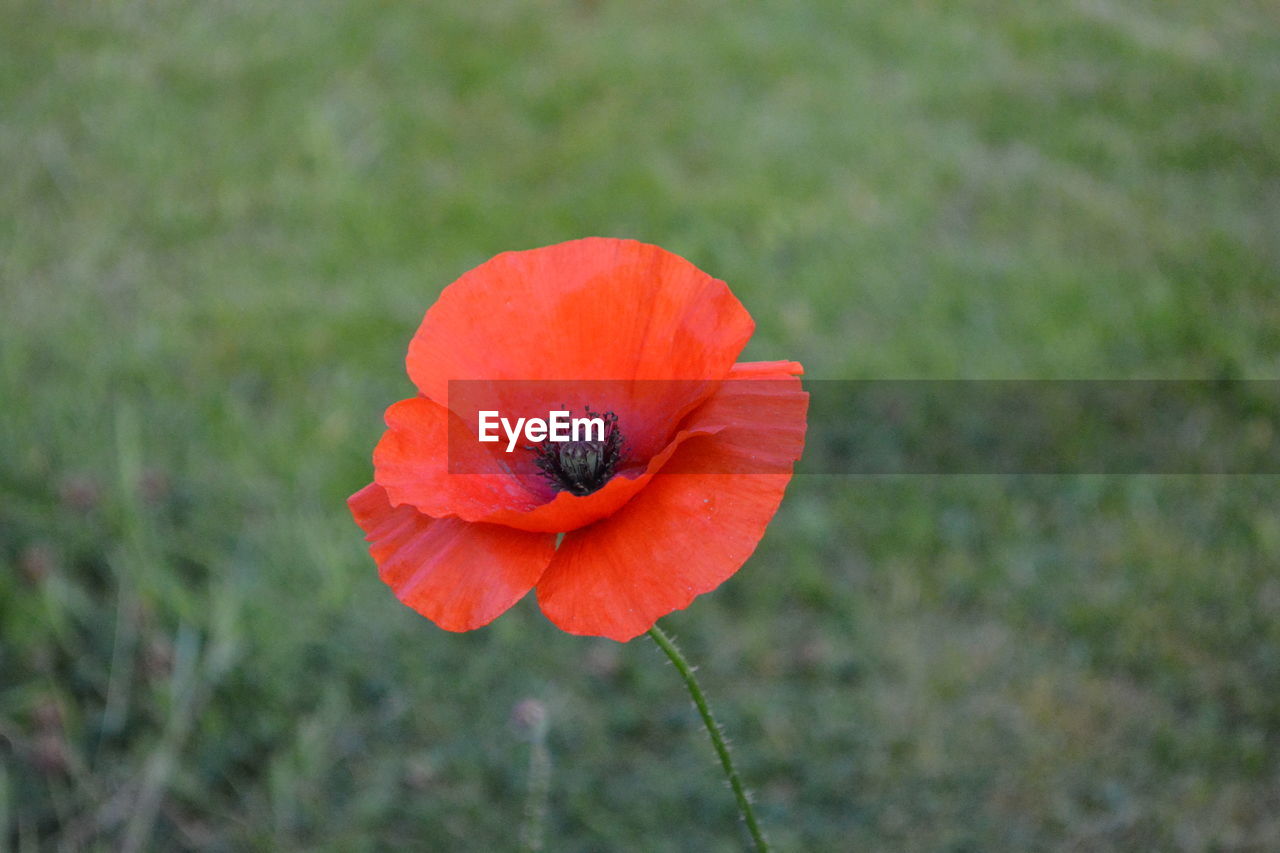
[3,0,1278,849]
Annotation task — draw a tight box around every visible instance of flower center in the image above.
[531,409,624,496]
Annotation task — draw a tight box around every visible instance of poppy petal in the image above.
[535,362,807,641]
[406,238,754,407]
[374,396,545,519]
[348,483,555,632]
[661,360,809,475]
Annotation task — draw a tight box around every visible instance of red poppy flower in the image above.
[348,238,807,642]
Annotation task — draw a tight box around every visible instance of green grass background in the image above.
[3,0,1278,849]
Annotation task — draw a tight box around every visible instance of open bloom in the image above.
[348,238,807,641]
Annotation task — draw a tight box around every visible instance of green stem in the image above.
[647,624,770,852]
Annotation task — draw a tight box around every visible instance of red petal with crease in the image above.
[373,397,544,519]
[348,483,555,632]
[536,362,807,641]
[407,238,754,408]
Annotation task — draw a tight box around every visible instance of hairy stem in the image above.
[648,623,769,852]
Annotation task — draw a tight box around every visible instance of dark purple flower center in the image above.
[531,409,624,496]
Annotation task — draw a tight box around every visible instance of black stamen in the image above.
[531,408,624,496]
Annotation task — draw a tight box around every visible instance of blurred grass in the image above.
[2,0,1279,849]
